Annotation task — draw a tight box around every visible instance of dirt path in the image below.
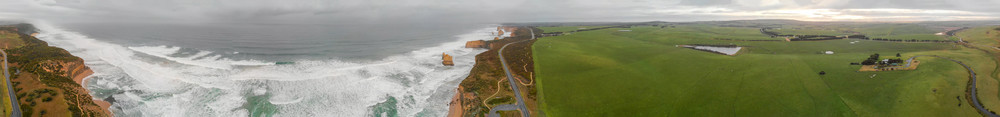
[483,78,506,110]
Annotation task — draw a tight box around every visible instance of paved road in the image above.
[487,104,519,117]
[909,55,999,117]
[1,49,21,117]
[488,28,536,117]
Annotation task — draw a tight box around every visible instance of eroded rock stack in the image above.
[442,53,454,66]
[498,28,505,36]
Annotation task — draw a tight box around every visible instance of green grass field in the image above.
[869,34,949,41]
[538,26,608,33]
[769,23,949,40]
[533,25,993,116]
[856,24,938,36]
[854,24,947,40]
[770,28,850,36]
[954,26,1000,111]
[0,72,9,117]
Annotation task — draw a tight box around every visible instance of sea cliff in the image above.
[0,24,110,117]
[449,26,539,117]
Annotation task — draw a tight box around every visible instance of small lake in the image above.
[680,45,742,55]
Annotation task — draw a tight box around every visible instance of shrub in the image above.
[20,105,32,117]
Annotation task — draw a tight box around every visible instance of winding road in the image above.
[487,28,535,117]
[1,49,21,117]
[908,55,999,117]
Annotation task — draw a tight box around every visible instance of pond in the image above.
[679,45,742,55]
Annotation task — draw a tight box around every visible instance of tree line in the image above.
[761,27,955,43]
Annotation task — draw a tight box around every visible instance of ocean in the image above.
[28,21,507,116]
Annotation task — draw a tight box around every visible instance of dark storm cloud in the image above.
[0,0,999,23]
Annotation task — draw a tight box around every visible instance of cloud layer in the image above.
[1,0,998,23]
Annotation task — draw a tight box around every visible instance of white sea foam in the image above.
[29,20,495,117]
[269,96,303,105]
[128,45,274,69]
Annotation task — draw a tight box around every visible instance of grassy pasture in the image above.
[770,28,850,36]
[533,25,991,116]
[954,26,1000,112]
[771,23,949,40]
[855,24,946,40]
[622,25,783,41]
[869,34,949,41]
[538,26,609,33]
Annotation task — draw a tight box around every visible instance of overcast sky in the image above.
[1,0,999,24]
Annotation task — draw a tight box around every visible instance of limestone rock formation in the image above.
[465,40,486,48]
[498,28,505,36]
[442,53,454,66]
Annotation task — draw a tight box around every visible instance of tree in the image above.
[861,53,881,65]
[862,59,877,65]
[888,59,904,64]
[896,53,901,57]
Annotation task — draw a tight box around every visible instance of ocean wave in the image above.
[29,20,497,117]
[128,45,274,69]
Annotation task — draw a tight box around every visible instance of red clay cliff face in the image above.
[501,26,518,37]
[38,58,93,84]
[465,40,487,48]
[41,58,110,116]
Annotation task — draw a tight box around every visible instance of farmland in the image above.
[537,26,609,33]
[531,21,999,116]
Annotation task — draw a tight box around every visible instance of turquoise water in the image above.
[246,94,279,117]
[370,97,399,117]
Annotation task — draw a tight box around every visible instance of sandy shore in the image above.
[73,69,113,116]
[447,86,463,117]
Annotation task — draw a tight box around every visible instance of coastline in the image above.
[16,23,498,116]
[73,69,113,116]
[0,24,111,116]
[447,86,463,117]
[447,26,539,116]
